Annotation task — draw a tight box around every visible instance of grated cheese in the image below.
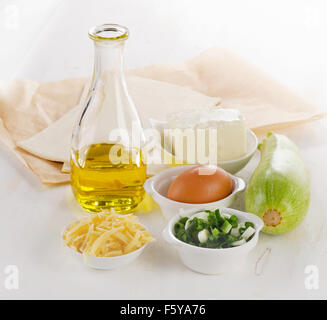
[63,212,154,258]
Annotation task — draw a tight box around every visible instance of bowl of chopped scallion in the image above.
[162,207,264,274]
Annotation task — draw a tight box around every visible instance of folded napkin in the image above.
[0,47,325,184]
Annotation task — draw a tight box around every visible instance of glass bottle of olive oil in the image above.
[71,24,146,213]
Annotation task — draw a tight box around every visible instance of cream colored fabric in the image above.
[129,47,326,133]
[17,76,221,163]
[0,47,325,184]
[0,78,85,183]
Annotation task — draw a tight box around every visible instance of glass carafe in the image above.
[71,24,146,213]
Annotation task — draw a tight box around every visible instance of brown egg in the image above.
[167,165,233,204]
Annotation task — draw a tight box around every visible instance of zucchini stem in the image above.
[263,209,282,227]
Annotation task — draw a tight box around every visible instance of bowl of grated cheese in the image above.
[62,212,155,270]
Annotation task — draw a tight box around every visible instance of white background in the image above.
[0,0,327,299]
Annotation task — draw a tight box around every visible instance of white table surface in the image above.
[1,0,327,299]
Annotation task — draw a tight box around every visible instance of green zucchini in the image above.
[245,132,310,235]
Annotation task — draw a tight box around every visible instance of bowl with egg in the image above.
[162,207,264,274]
[144,164,246,220]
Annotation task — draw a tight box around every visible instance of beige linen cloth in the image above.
[0,47,325,184]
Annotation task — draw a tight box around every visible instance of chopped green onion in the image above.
[173,209,256,249]
[229,215,238,228]
[180,217,188,224]
[198,229,209,243]
[241,226,256,240]
[212,228,220,238]
[239,227,246,234]
[221,220,232,234]
[245,221,255,229]
[230,227,240,237]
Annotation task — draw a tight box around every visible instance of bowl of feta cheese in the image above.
[149,108,258,174]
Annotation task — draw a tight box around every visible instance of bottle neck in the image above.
[92,42,125,82]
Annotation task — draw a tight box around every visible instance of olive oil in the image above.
[71,24,146,213]
[71,143,146,213]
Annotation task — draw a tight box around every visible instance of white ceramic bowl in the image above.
[162,207,264,274]
[150,118,258,174]
[217,129,258,174]
[144,165,246,220]
[62,224,148,270]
